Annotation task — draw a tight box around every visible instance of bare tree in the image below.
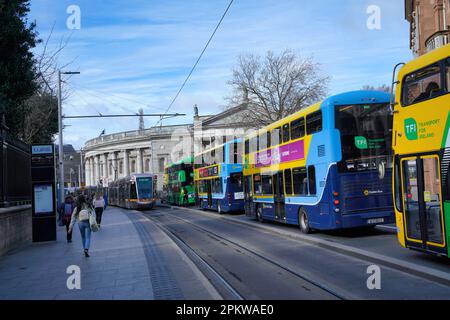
[22,25,75,144]
[226,50,329,128]
[362,84,391,93]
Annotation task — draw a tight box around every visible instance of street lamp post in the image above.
[58,70,80,205]
[79,148,84,188]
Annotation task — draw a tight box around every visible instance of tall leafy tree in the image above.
[0,0,40,138]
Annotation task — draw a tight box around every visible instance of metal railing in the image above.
[426,30,450,52]
[0,127,31,208]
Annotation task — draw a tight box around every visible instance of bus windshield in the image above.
[335,103,392,173]
[136,177,152,198]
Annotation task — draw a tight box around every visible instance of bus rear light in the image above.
[334,200,340,205]
[333,191,339,197]
[334,208,340,213]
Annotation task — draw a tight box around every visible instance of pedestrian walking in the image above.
[103,191,108,209]
[59,195,76,243]
[68,195,94,257]
[93,193,105,227]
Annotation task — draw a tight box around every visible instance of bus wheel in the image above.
[299,209,311,234]
[256,206,264,223]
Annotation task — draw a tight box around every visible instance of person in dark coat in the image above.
[59,195,76,243]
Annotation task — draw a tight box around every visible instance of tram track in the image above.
[143,210,346,300]
[166,206,450,288]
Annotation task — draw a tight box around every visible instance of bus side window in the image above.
[211,149,216,165]
[253,174,262,195]
[259,132,268,151]
[271,127,281,147]
[291,117,305,140]
[293,167,307,195]
[283,124,290,143]
[215,178,223,194]
[234,142,242,164]
[262,175,273,195]
[284,169,293,195]
[250,136,258,153]
[283,123,291,143]
[308,166,317,195]
[306,111,322,135]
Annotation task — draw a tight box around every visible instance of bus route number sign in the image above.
[199,165,219,178]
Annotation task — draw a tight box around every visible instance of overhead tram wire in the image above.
[67,83,134,113]
[153,0,235,128]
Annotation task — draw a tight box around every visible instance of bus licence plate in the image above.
[234,192,244,200]
[367,218,384,224]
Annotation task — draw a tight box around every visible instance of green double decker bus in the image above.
[165,156,196,206]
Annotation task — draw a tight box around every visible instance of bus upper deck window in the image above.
[250,136,257,153]
[271,127,281,146]
[283,124,290,143]
[266,131,271,148]
[291,117,305,140]
[306,111,322,135]
[259,132,268,150]
[402,63,443,106]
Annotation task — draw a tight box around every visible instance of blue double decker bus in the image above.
[243,91,395,233]
[194,139,245,214]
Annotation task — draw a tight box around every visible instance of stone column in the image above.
[110,152,117,181]
[90,158,95,186]
[137,148,143,173]
[102,153,108,183]
[95,155,101,185]
[123,150,130,177]
[85,157,91,186]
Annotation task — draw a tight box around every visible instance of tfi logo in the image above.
[354,136,368,149]
[404,118,418,140]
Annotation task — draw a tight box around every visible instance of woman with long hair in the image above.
[68,195,93,257]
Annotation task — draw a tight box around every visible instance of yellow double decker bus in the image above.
[392,44,450,257]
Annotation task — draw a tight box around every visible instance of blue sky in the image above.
[29,0,412,148]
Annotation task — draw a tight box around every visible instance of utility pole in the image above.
[58,70,80,205]
[79,148,84,188]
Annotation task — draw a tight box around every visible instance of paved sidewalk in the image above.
[0,207,219,300]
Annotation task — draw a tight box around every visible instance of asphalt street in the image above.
[144,206,450,300]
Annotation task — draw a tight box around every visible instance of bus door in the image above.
[401,155,446,253]
[244,175,253,216]
[207,181,213,208]
[273,172,286,221]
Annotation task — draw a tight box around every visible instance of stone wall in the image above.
[0,205,32,256]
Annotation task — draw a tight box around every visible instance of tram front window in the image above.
[137,177,152,198]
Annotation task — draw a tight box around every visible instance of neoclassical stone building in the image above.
[83,104,249,191]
